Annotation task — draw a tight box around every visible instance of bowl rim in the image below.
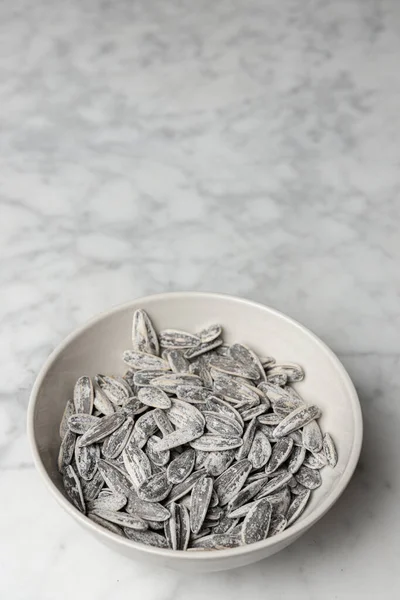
[27,291,363,561]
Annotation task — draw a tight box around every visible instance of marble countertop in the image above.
[1,0,399,598]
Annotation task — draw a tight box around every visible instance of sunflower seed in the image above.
[201,449,234,477]
[190,475,213,534]
[189,357,214,387]
[275,363,305,383]
[286,489,311,526]
[80,413,126,446]
[132,410,158,447]
[256,471,293,499]
[273,405,322,438]
[236,418,257,460]
[204,412,243,436]
[190,532,241,550]
[96,459,131,497]
[323,433,338,467]
[166,399,205,431]
[123,351,170,371]
[151,373,202,394]
[102,417,134,459]
[75,438,99,481]
[132,309,159,356]
[209,355,259,380]
[153,408,174,436]
[58,429,76,473]
[248,431,272,470]
[89,492,127,512]
[60,400,75,438]
[302,420,323,453]
[213,372,260,404]
[241,498,272,544]
[214,459,252,506]
[303,449,327,469]
[68,414,100,435]
[176,386,210,404]
[258,413,282,426]
[92,508,147,530]
[93,387,115,416]
[88,512,124,535]
[258,382,290,403]
[269,514,287,537]
[167,448,195,484]
[125,527,168,548]
[184,337,223,359]
[138,386,171,409]
[63,465,85,513]
[159,329,200,349]
[175,503,190,550]
[289,480,307,495]
[296,465,322,489]
[137,471,172,502]
[133,370,170,386]
[241,405,269,422]
[166,469,207,503]
[73,376,93,414]
[227,478,267,514]
[229,343,265,381]
[82,469,104,501]
[164,502,179,549]
[265,437,294,474]
[146,435,170,466]
[266,369,288,386]
[288,444,307,474]
[190,434,242,452]
[126,495,170,522]
[198,324,222,344]
[167,349,190,374]
[122,439,152,488]
[200,396,244,427]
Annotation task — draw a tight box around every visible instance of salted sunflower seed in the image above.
[63,464,85,513]
[190,434,242,452]
[58,429,76,473]
[241,498,272,544]
[159,329,201,349]
[75,438,100,481]
[102,417,134,460]
[266,486,291,516]
[286,489,311,526]
[164,502,179,549]
[123,351,170,371]
[132,309,159,356]
[303,451,327,469]
[68,414,100,435]
[93,387,115,416]
[248,430,272,470]
[154,427,203,452]
[203,412,243,437]
[229,343,264,381]
[73,376,93,414]
[132,410,158,447]
[200,396,244,427]
[265,437,294,474]
[167,448,195,484]
[146,435,170,466]
[80,413,126,446]
[213,372,260,404]
[122,439,152,488]
[266,369,288,386]
[124,527,168,548]
[137,471,172,502]
[97,459,133,497]
[167,349,190,374]
[133,370,170,386]
[166,469,207,503]
[92,508,147,530]
[82,469,104,501]
[302,420,323,453]
[258,413,282,426]
[175,503,191,550]
[89,492,127,512]
[198,324,222,344]
[95,375,131,406]
[214,459,252,506]
[166,399,205,431]
[151,373,202,394]
[138,386,171,409]
[241,404,269,421]
[203,449,235,477]
[184,338,223,359]
[236,418,257,460]
[227,478,267,514]
[323,433,338,467]
[273,405,322,438]
[295,465,322,489]
[209,355,259,380]
[126,495,170,522]
[88,512,124,536]
[288,444,307,474]
[176,385,210,404]
[190,532,241,550]
[190,475,213,534]
[268,514,287,537]
[275,362,305,383]
[256,471,293,499]
[60,400,75,438]
[153,408,174,436]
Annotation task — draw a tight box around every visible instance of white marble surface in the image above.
[1,0,399,597]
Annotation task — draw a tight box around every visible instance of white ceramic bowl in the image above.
[27,292,362,572]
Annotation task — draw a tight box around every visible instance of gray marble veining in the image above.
[1,0,399,598]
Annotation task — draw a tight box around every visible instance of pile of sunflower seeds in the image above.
[58,309,338,551]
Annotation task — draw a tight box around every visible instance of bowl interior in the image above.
[30,293,361,543]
